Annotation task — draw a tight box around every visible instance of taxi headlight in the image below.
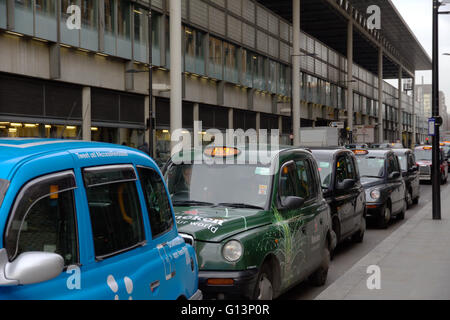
[222,240,243,262]
[370,189,381,200]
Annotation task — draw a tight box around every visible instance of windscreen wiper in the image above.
[172,200,214,206]
[217,203,264,210]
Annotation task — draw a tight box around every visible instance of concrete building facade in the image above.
[0,0,431,163]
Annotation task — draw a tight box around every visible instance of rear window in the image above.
[0,179,9,208]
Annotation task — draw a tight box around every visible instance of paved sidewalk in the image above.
[316,183,450,300]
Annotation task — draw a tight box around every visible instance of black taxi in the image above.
[352,149,407,228]
[392,149,420,208]
[311,148,366,251]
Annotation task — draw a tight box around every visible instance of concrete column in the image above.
[378,47,384,143]
[170,0,183,149]
[346,19,354,142]
[82,87,92,141]
[398,66,403,142]
[228,108,234,130]
[292,0,301,146]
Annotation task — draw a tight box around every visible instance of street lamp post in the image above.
[431,0,450,220]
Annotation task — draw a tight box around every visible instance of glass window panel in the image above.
[224,42,238,83]
[268,60,277,93]
[80,0,98,51]
[134,7,148,63]
[253,54,265,90]
[242,50,252,88]
[61,0,79,46]
[104,0,116,55]
[35,0,57,41]
[184,26,195,73]
[151,12,161,66]
[117,0,131,59]
[278,64,287,95]
[0,0,6,29]
[14,0,34,35]
[165,16,170,68]
[208,36,222,80]
[195,30,205,75]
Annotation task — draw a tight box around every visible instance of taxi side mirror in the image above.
[409,166,418,173]
[336,179,356,190]
[388,172,401,180]
[0,250,64,286]
[280,196,305,211]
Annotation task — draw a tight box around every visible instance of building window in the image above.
[35,0,57,41]
[209,36,223,80]
[224,42,238,83]
[268,60,277,94]
[117,0,131,59]
[134,7,148,63]
[61,0,79,46]
[253,54,266,91]
[0,0,6,29]
[195,30,206,75]
[184,26,195,73]
[242,49,254,88]
[151,12,161,66]
[14,0,34,35]
[104,0,116,55]
[81,0,98,51]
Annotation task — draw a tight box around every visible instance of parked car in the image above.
[311,148,366,252]
[163,145,336,300]
[0,139,201,300]
[392,149,420,208]
[352,149,407,228]
[440,142,450,166]
[414,145,448,184]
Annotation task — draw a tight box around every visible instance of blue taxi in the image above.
[0,139,201,300]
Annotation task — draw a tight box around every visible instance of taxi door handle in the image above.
[150,280,160,292]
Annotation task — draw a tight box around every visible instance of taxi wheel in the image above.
[397,199,406,221]
[352,216,366,243]
[309,245,330,287]
[253,264,274,300]
[378,205,391,229]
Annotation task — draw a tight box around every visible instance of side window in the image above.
[5,171,78,266]
[387,156,395,174]
[408,154,416,169]
[335,156,349,183]
[346,156,356,180]
[278,161,298,203]
[295,159,312,200]
[138,167,173,239]
[83,165,145,259]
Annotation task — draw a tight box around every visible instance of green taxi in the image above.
[163,145,336,300]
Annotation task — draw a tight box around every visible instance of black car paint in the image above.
[393,149,420,206]
[356,150,406,220]
[312,149,366,245]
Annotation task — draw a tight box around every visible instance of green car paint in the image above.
[164,146,335,298]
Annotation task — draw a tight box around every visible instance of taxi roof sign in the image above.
[204,146,241,157]
[352,149,369,155]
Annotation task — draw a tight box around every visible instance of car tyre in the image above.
[397,199,406,221]
[309,244,330,287]
[378,204,391,229]
[253,263,274,300]
[351,216,365,243]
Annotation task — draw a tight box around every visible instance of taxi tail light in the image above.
[366,205,378,209]
[207,278,235,286]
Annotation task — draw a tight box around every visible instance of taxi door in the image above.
[276,160,310,285]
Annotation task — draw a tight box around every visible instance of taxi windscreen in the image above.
[0,179,9,209]
[356,156,385,178]
[165,163,272,209]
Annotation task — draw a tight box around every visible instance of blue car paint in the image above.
[0,139,199,300]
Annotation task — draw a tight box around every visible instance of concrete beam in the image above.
[170,0,182,150]
[82,87,92,141]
